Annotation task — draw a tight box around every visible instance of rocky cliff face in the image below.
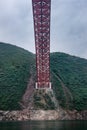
[0,109,87,121]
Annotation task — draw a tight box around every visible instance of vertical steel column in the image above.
[32,0,51,88]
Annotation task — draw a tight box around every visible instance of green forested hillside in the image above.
[0,42,35,110]
[0,42,87,111]
[51,52,87,110]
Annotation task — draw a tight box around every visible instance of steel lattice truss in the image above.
[32,0,51,88]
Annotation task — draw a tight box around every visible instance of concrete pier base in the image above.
[35,82,52,89]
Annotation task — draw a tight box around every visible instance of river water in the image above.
[0,121,87,130]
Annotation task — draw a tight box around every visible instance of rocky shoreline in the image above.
[0,109,87,121]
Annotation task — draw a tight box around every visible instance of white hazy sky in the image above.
[0,0,87,59]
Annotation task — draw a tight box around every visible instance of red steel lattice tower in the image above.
[32,0,51,89]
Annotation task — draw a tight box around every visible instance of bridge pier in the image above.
[32,0,51,89]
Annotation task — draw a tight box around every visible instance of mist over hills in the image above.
[0,42,87,111]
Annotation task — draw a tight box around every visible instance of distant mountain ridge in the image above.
[0,42,87,111]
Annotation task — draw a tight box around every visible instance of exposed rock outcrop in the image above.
[0,88,86,121]
[0,109,87,121]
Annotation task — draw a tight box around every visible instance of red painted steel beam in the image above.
[32,0,51,88]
